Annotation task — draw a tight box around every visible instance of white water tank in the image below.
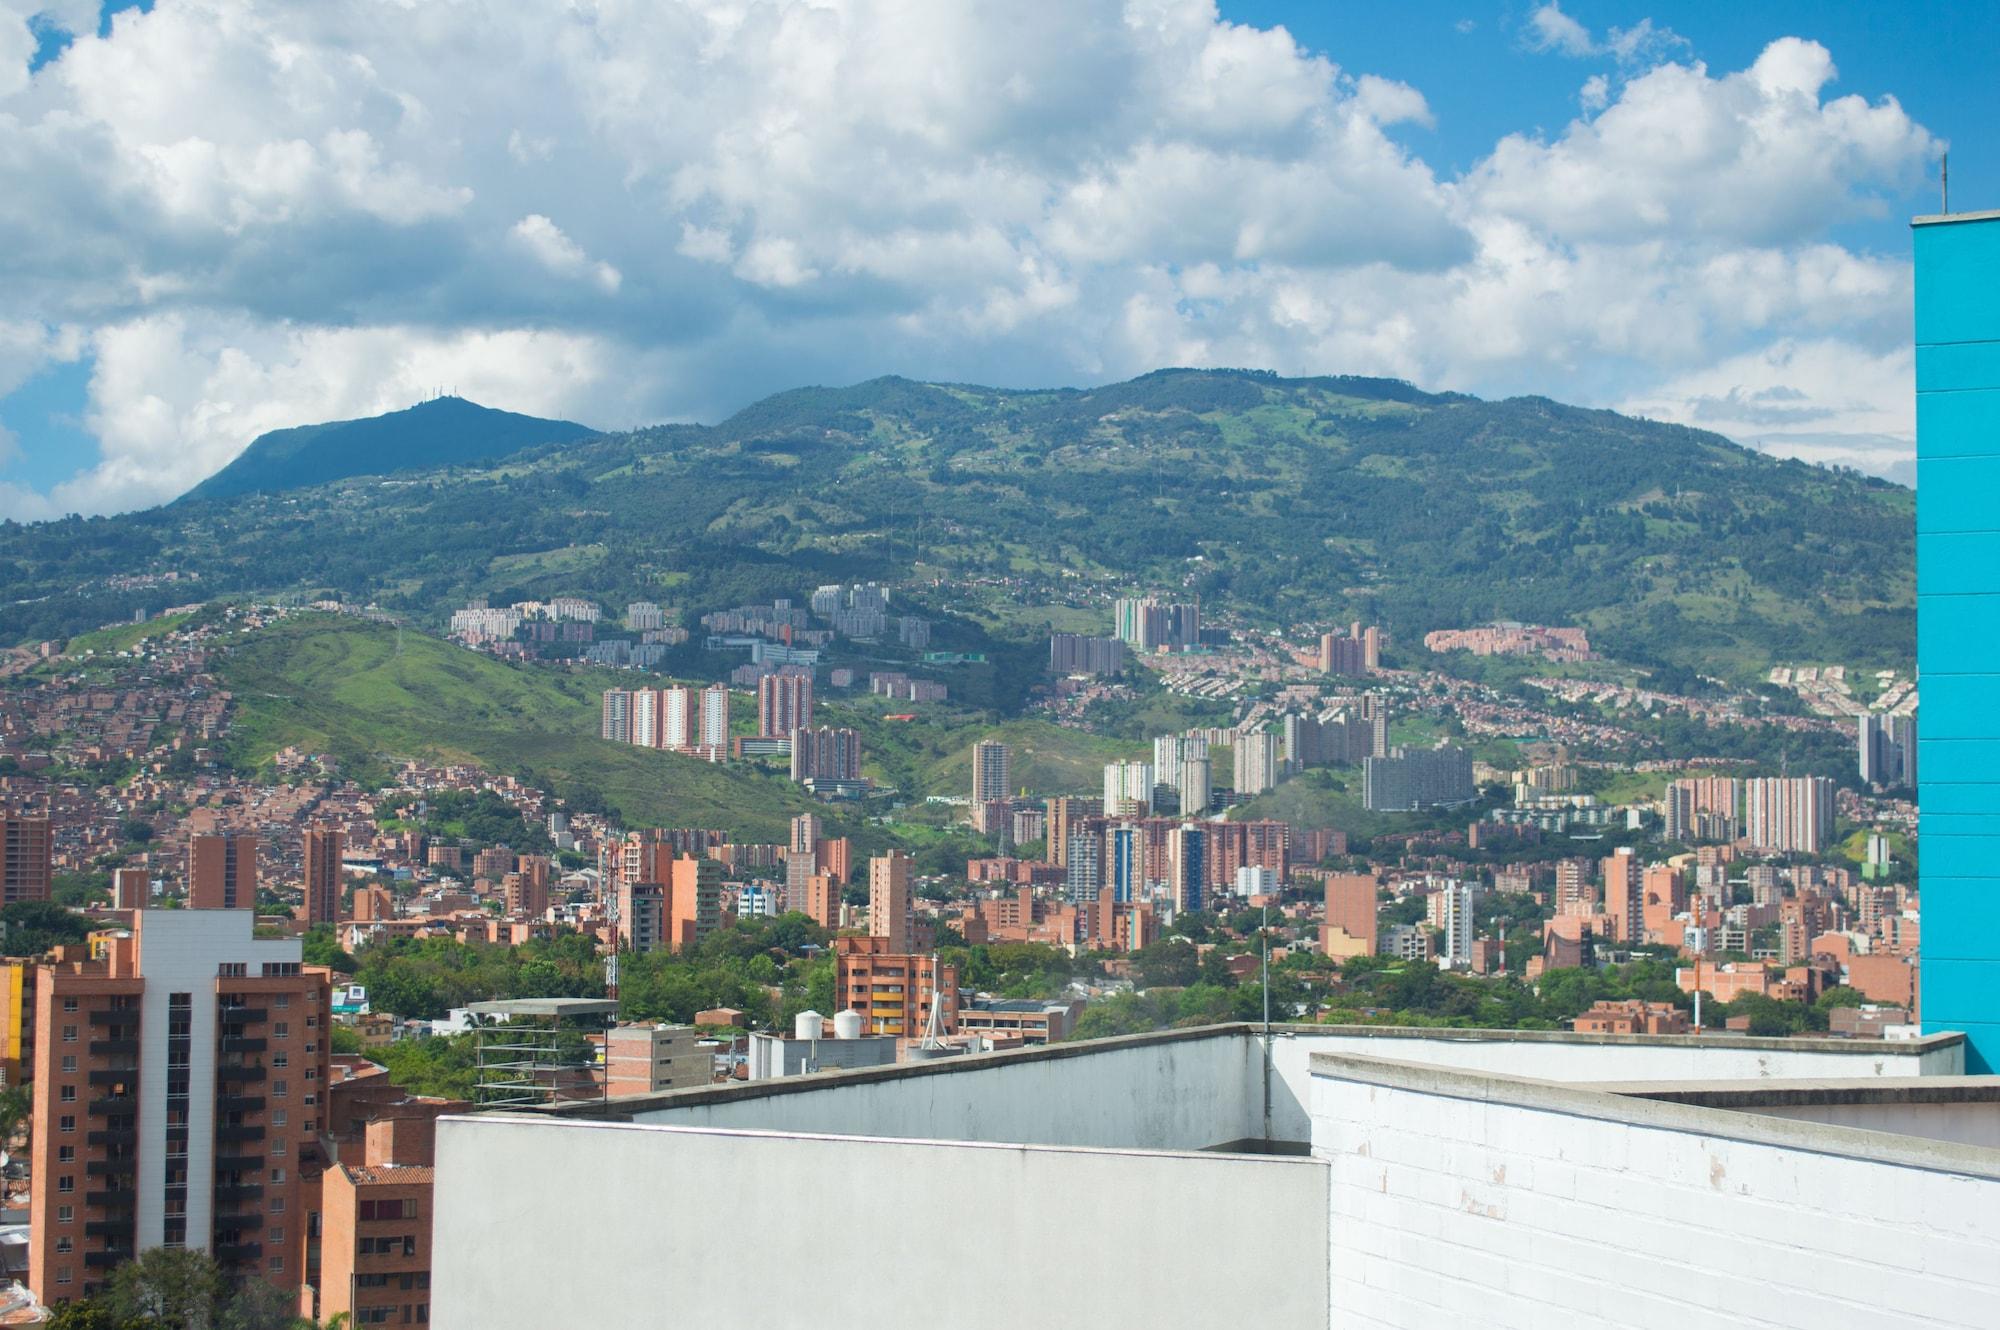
[794,1010,822,1041]
[833,1009,863,1040]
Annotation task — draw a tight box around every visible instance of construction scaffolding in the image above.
[468,998,620,1109]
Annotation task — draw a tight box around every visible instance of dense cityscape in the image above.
[0,3,1991,1328]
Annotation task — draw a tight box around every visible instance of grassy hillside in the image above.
[219,616,812,838]
[216,615,1132,839]
[1,369,1913,684]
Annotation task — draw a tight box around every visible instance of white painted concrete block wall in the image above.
[628,1033,1264,1150]
[1311,1075,2000,1330]
[1265,1031,1953,1144]
[432,1117,1331,1330]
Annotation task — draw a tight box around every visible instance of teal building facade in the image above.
[1916,208,2000,1071]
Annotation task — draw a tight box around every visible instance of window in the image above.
[270,1139,286,1157]
[60,1055,76,1073]
[54,1268,70,1287]
[268,1226,284,1244]
[56,1175,73,1194]
[273,1022,289,1039]
[357,1274,390,1289]
[269,1168,286,1185]
[270,1197,286,1214]
[61,1024,76,1043]
[62,998,77,1013]
[358,1198,421,1220]
[56,1205,72,1224]
[305,1067,317,1081]
[59,1085,75,1102]
[58,1114,74,1133]
[218,962,246,978]
[55,1238,71,1254]
[272,1053,288,1069]
[272,1080,287,1098]
[305,1042,317,1055]
[275,993,290,1008]
[57,1146,74,1163]
[272,1110,287,1127]
[268,1256,284,1275]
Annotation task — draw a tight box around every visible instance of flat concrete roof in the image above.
[1602,1076,2000,1108]
[465,998,618,1019]
[529,1020,1960,1121]
[1913,208,2000,226]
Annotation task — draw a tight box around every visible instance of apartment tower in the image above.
[26,911,332,1301]
[187,832,256,911]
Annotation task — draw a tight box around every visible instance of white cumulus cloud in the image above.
[0,0,1944,518]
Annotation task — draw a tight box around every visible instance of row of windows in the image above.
[358,1198,421,1220]
[355,1272,432,1291]
[354,1307,428,1325]
[358,1235,419,1256]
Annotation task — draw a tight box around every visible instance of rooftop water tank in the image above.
[794,1010,822,1041]
[833,1009,863,1040]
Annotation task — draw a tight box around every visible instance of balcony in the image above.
[213,1183,263,1204]
[85,1157,137,1176]
[214,1153,261,1172]
[220,1036,267,1054]
[217,1094,265,1114]
[217,1007,267,1026]
[212,1210,262,1231]
[216,1063,266,1084]
[83,1220,133,1239]
[88,1038,138,1056]
[86,1009,139,1027]
[87,1096,136,1118]
[84,1189,135,1208]
[212,1242,261,1265]
[87,1067,140,1085]
[86,1128,136,1148]
[214,1124,264,1143]
[83,1249,133,1269]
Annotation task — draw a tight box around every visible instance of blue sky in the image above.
[0,0,1987,517]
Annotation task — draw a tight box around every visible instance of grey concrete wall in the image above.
[431,1117,1331,1330]
[1746,1100,2000,1148]
[623,1027,1263,1150]
[1309,1055,2000,1330]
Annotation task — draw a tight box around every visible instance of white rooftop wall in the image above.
[1310,1055,2000,1330]
[431,1118,1329,1330]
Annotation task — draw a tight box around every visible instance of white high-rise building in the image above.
[1235,731,1280,796]
[632,688,660,748]
[1436,880,1475,970]
[700,685,731,750]
[1103,760,1154,815]
[1179,757,1212,817]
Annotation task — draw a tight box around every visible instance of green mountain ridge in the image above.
[182,395,598,502]
[1,368,1913,682]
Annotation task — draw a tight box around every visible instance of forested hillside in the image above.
[0,369,1913,682]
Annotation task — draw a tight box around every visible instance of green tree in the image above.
[105,1247,227,1330]
[0,900,95,957]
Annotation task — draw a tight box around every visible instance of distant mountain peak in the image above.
[181,397,597,503]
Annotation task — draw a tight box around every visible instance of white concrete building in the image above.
[429,1023,1997,1329]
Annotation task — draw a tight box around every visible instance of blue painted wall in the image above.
[1917,211,2000,1071]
